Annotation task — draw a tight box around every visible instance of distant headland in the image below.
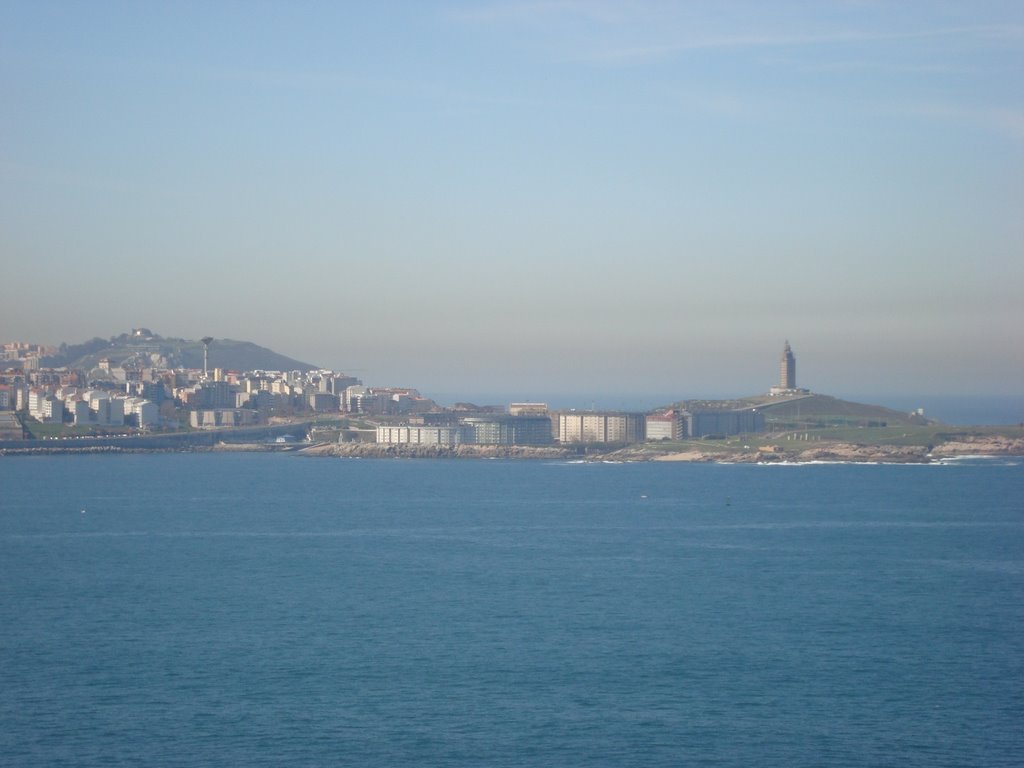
[1,332,1020,462]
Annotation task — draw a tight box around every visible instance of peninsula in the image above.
[1,332,1020,463]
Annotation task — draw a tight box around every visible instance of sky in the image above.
[2,1,1022,401]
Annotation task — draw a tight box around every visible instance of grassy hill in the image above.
[671,393,929,429]
[751,394,930,429]
[44,331,317,373]
[625,393,1024,460]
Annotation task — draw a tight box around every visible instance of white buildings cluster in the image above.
[1,357,435,432]
[24,386,161,429]
[2,338,795,443]
[376,412,556,447]
[374,406,766,447]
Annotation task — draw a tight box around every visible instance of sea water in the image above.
[1,454,1022,767]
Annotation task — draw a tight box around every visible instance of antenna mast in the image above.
[201,337,214,380]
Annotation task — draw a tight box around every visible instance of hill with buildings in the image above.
[43,330,316,374]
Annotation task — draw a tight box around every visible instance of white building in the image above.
[27,390,64,423]
[123,397,159,429]
[509,403,548,416]
[84,391,125,426]
[376,424,468,446]
[190,409,258,429]
[27,389,43,418]
[645,409,684,441]
[70,398,91,425]
[41,395,64,423]
[557,412,645,444]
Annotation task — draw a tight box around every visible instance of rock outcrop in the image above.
[928,435,1024,457]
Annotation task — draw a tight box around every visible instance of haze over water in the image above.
[2,2,1022,397]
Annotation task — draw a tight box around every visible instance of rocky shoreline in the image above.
[295,435,1024,464]
[607,435,1024,464]
[3,434,1022,463]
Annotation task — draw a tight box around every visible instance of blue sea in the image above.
[2,454,1022,767]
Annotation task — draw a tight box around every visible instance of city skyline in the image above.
[2,2,1022,398]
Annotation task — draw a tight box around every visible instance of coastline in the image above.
[3,433,1022,464]
[604,434,1024,464]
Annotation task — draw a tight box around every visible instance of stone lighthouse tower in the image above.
[780,341,796,390]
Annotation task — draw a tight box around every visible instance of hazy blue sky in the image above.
[2,1,1022,400]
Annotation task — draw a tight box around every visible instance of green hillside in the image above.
[44,331,317,373]
[671,393,933,429]
[753,394,931,428]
